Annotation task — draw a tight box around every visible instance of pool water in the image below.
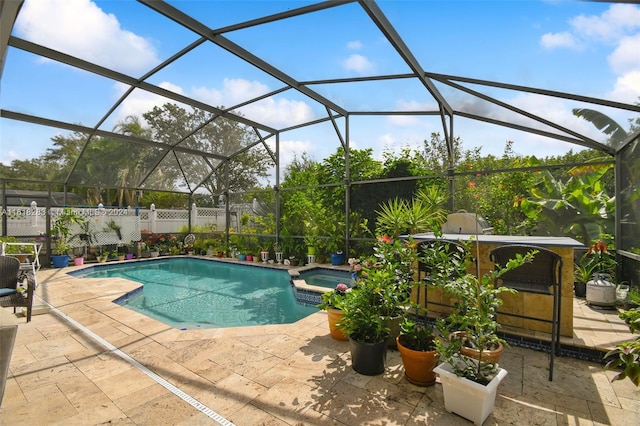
[72,258,318,329]
[299,268,353,289]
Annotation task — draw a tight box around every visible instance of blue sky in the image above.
[1,0,639,177]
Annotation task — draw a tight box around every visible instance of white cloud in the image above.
[387,115,422,127]
[540,32,579,49]
[570,4,640,42]
[113,81,187,125]
[114,78,315,130]
[608,34,640,75]
[347,40,363,50]
[343,54,374,74]
[238,97,315,128]
[223,78,270,105]
[538,4,640,106]
[1,150,19,165]
[15,0,159,74]
[278,139,317,166]
[192,78,270,108]
[608,71,640,104]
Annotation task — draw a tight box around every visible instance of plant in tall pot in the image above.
[396,232,467,387]
[361,235,417,348]
[50,208,86,268]
[434,249,536,425]
[317,283,349,341]
[338,278,390,376]
[326,221,346,265]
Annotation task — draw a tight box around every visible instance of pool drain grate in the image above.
[43,300,235,426]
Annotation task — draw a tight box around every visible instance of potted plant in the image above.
[358,235,418,348]
[304,234,318,256]
[575,241,616,298]
[260,243,270,263]
[338,280,390,376]
[273,242,283,264]
[574,252,598,298]
[326,221,346,265]
[50,208,86,268]
[433,249,536,425]
[317,283,349,341]
[605,305,640,387]
[396,317,439,386]
[288,255,299,266]
[0,236,35,263]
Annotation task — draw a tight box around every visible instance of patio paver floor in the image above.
[1,262,639,425]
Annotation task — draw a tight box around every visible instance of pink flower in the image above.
[354,264,362,272]
[336,283,348,293]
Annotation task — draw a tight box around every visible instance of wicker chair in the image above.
[490,244,562,381]
[0,256,35,322]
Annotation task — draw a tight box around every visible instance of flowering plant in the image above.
[357,235,419,317]
[348,257,362,284]
[317,283,349,310]
[575,240,616,284]
[143,233,179,253]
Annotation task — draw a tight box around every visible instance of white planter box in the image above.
[434,361,507,426]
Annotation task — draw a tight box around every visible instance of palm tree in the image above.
[573,101,639,147]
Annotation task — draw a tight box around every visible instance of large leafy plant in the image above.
[339,235,420,342]
[521,159,614,246]
[605,305,640,388]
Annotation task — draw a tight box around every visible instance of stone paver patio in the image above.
[1,260,639,425]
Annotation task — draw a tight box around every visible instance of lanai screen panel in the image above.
[619,136,640,252]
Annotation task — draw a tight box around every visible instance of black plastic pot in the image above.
[349,338,387,376]
[574,281,586,298]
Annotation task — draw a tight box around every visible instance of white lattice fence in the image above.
[3,204,250,238]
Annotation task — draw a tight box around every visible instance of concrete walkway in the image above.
[1,262,639,425]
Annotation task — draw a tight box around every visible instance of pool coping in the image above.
[288,264,352,295]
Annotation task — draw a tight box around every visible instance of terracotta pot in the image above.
[327,308,348,341]
[396,335,439,386]
[454,331,504,364]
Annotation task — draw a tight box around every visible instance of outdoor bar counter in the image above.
[411,233,584,337]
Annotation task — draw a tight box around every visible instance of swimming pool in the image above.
[71,258,318,329]
[298,268,353,289]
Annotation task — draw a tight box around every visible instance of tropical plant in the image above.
[435,248,536,384]
[375,198,409,238]
[619,307,640,333]
[50,208,87,255]
[580,240,617,280]
[359,235,419,317]
[573,108,629,147]
[605,305,640,387]
[338,235,420,342]
[605,338,640,387]
[338,282,390,343]
[521,158,615,246]
[375,185,448,238]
